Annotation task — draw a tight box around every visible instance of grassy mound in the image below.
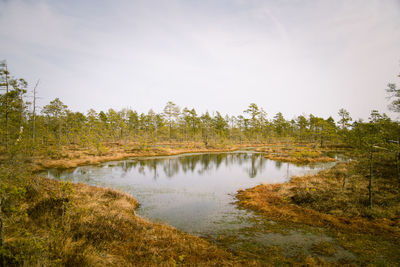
[1,163,243,266]
[236,162,400,265]
[256,143,337,164]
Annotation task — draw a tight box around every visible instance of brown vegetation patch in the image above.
[3,176,248,266]
[236,161,400,265]
[265,154,336,163]
[30,142,262,171]
[237,169,399,236]
[27,196,68,219]
[311,241,337,257]
[256,143,338,164]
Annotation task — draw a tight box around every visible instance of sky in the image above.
[1,0,400,121]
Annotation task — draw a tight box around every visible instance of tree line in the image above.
[1,60,400,158]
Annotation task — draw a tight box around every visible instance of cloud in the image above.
[0,0,399,120]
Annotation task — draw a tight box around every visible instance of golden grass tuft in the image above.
[3,176,247,266]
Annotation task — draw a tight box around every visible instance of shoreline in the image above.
[235,161,400,265]
[264,154,336,164]
[9,143,378,265]
[3,175,244,266]
[32,142,339,172]
[31,146,244,172]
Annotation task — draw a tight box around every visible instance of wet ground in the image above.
[42,151,355,263]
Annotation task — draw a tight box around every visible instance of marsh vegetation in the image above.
[1,62,400,265]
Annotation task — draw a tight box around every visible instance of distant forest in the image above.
[1,60,400,158]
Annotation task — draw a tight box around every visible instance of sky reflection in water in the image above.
[44,152,332,234]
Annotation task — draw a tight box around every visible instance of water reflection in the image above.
[86,153,276,180]
[43,152,333,234]
[275,160,283,169]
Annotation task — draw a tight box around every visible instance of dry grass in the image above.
[11,142,399,265]
[237,164,400,235]
[31,141,339,171]
[30,142,265,172]
[256,143,338,164]
[264,155,335,163]
[311,241,337,257]
[4,176,253,266]
[236,161,400,265]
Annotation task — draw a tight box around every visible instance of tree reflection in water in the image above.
[42,152,332,234]
[112,153,271,179]
[45,153,280,180]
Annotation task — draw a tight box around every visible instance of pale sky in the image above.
[1,0,400,121]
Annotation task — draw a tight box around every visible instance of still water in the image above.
[42,151,334,236]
